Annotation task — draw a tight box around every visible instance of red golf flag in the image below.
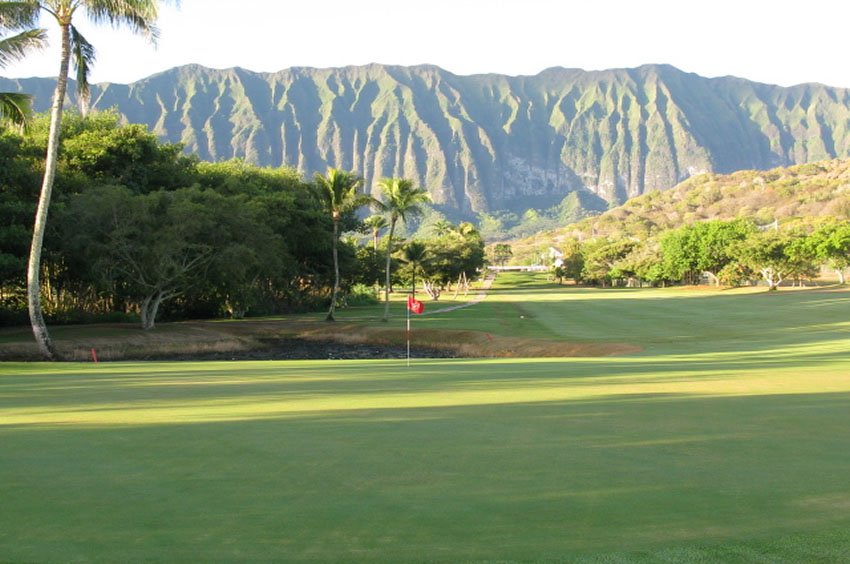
[407,295,425,314]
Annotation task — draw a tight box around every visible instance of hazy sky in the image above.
[4,0,849,88]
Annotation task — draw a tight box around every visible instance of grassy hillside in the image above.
[3,274,850,561]
[511,158,850,260]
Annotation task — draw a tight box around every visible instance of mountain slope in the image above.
[4,64,850,217]
[509,158,850,260]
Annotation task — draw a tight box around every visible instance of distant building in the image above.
[544,247,564,268]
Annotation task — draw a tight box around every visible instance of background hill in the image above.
[4,64,850,220]
[509,158,850,261]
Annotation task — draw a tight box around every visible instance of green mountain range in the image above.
[3,63,850,217]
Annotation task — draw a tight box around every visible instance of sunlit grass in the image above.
[3,356,849,428]
[416,272,850,354]
[3,275,850,561]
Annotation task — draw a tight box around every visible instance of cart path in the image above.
[423,270,497,315]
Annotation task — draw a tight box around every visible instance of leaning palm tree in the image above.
[374,177,430,321]
[0,3,46,128]
[315,168,371,321]
[25,0,169,360]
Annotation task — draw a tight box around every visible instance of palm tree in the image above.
[374,177,430,321]
[431,219,453,238]
[315,168,371,321]
[25,0,168,360]
[401,240,429,296]
[0,3,46,128]
[363,214,388,251]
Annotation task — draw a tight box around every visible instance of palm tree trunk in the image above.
[327,220,340,321]
[382,220,397,322]
[27,22,71,361]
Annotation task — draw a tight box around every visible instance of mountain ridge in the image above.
[3,63,850,218]
[12,62,843,87]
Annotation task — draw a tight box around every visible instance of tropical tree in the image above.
[810,220,850,284]
[58,185,229,330]
[25,0,168,359]
[417,221,484,299]
[659,226,700,284]
[490,243,512,266]
[374,177,430,321]
[400,240,429,295]
[0,2,46,127]
[582,238,638,287]
[314,168,370,321]
[733,230,804,291]
[616,241,666,287]
[363,214,388,251]
[690,220,754,285]
[60,113,195,192]
[659,219,755,286]
[431,219,453,237]
[559,238,585,284]
[352,244,384,289]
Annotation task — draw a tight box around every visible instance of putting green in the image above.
[3,276,850,561]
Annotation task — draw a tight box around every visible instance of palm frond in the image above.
[0,27,47,67]
[0,1,41,31]
[364,214,389,230]
[0,90,32,127]
[82,0,173,42]
[376,177,431,222]
[315,168,369,215]
[70,25,95,111]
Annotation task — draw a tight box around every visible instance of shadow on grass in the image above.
[0,343,843,384]
[4,351,850,424]
[3,277,850,363]
[3,388,850,561]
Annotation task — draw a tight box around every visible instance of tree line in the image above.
[1,0,176,359]
[1,0,486,361]
[545,218,850,289]
[0,111,485,329]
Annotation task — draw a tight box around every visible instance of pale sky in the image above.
[3,0,850,88]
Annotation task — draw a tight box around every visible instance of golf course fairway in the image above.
[2,274,850,561]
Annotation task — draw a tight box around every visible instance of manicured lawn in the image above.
[3,275,850,561]
[415,272,850,356]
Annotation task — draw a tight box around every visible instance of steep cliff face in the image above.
[4,63,850,214]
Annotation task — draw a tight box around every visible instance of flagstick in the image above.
[406,299,411,368]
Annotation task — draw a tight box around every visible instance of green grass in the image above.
[3,274,850,561]
[408,272,850,355]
